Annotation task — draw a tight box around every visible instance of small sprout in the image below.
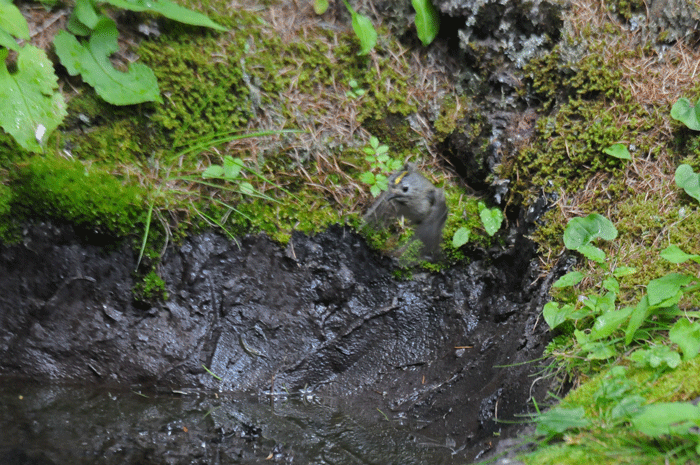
[603,143,631,160]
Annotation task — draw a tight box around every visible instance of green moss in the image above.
[133,269,168,305]
[9,156,145,237]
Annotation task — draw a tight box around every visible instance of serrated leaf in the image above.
[342,0,377,55]
[359,171,375,184]
[0,1,30,42]
[675,164,700,203]
[412,0,439,46]
[54,19,162,105]
[0,46,66,153]
[452,227,470,248]
[603,143,631,160]
[101,0,226,30]
[577,243,606,263]
[671,98,700,131]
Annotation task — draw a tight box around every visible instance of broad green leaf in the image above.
[412,0,439,46]
[603,143,631,160]
[590,306,633,340]
[661,244,700,264]
[452,227,470,248]
[675,164,700,203]
[54,18,162,105]
[610,395,645,420]
[669,319,700,361]
[478,202,503,236]
[0,1,30,42]
[577,243,606,263]
[374,173,388,191]
[223,156,244,180]
[535,407,589,436]
[202,165,224,179]
[613,266,636,277]
[583,291,616,315]
[314,0,329,15]
[671,98,700,131]
[101,0,226,31]
[553,271,583,288]
[0,46,67,153]
[647,273,692,307]
[602,276,619,294]
[74,0,100,29]
[563,213,617,250]
[629,345,681,369]
[342,0,377,55]
[543,301,574,330]
[631,402,700,437]
[370,184,381,197]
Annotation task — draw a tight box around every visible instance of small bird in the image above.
[364,163,448,259]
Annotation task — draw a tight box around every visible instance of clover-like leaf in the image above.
[563,213,617,251]
[675,164,700,203]
[54,18,162,105]
[0,46,67,152]
[671,97,700,131]
[478,201,503,236]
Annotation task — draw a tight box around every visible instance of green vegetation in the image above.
[358,136,402,197]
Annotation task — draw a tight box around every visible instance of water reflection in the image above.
[0,380,464,465]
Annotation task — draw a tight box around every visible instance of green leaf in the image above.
[313,0,329,15]
[359,171,375,184]
[74,0,100,29]
[609,395,645,421]
[0,1,29,50]
[342,0,377,55]
[238,182,255,196]
[412,0,439,46]
[577,243,606,263]
[563,213,617,250]
[202,164,224,179]
[613,266,636,277]
[543,301,574,330]
[602,276,619,294]
[370,184,381,197]
[452,227,470,248]
[0,46,67,153]
[671,98,700,131]
[478,202,503,236]
[669,319,700,361]
[661,244,700,264]
[631,402,700,437]
[629,345,681,369]
[590,306,633,340]
[675,164,700,203]
[374,173,388,191]
[53,18,162,105]
[101,0,226,31]
[223,156,244,180]
[625,295,650,345]
[647,273,692,307]
[603,143,631,160]
[535,407,590,436]
[553,271,583,288]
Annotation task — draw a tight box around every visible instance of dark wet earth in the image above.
[0,222,558,464]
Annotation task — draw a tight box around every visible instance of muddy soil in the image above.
[0,222,556,463]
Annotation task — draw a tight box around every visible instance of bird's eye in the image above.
[402,185,409,193]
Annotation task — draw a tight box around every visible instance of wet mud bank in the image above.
[1,222,557,462]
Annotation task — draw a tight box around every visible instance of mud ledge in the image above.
[1,222,557,461]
